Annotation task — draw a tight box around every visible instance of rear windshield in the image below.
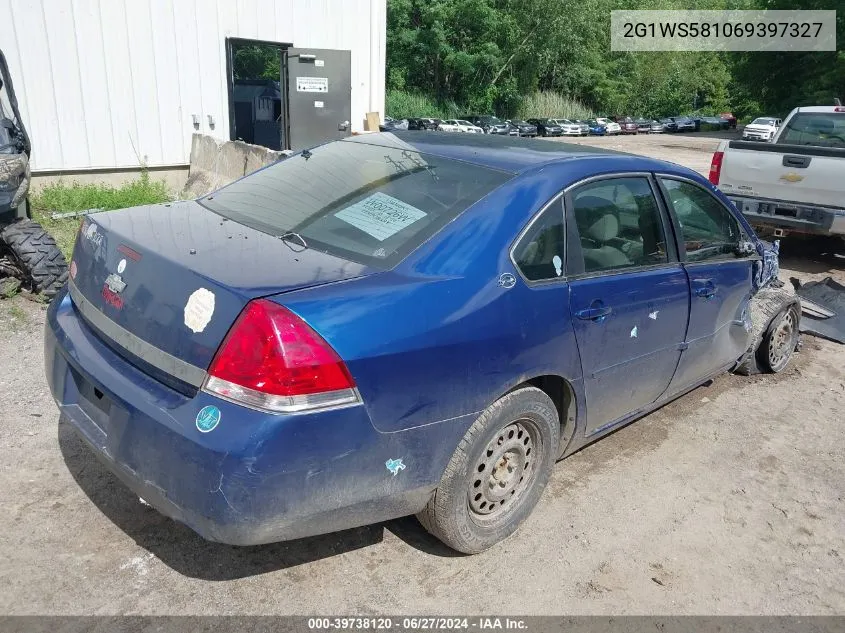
[776,112,845,148]
[199,139,511,268]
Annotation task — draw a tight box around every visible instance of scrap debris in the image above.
[791,277,845,345]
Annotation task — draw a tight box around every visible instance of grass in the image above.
[29,172,172,260]
[0,300,29,332]
[385,90,462,120]
[386,89,595,123]
[516,92,595,120]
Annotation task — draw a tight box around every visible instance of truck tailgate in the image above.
[719,141,845,208]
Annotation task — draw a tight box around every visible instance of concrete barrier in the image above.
[182,133,292,198]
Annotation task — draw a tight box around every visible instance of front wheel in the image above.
[417,386,559,554]
[759,304,800,373]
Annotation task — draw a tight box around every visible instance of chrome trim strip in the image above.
[562,170,654,194]
[68,279,207,388]
[203,375,363,415]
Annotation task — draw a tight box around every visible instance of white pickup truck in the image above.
[710,105,845,240]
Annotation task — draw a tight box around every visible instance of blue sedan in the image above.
[587,119,607,135]
[45,133,797,554]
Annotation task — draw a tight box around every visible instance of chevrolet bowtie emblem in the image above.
[104,273,127,294]
[780,172,804,183]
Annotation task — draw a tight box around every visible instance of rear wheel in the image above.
[0,219,68,299]
[417,386,559,554]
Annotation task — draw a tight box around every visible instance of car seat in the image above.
[575,195,631,272]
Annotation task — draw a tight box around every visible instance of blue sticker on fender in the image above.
[196,406,221,433]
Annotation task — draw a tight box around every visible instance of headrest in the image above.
[575,195,619,243]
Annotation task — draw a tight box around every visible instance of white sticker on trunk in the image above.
[184,288,215,334]
[296,76,328,93]
[334,193,426,241]
[315,59,325,67]
[314,100,324,108]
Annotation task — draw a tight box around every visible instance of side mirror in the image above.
[735,240,756,257]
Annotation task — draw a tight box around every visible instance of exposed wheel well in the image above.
[525,375,577,457]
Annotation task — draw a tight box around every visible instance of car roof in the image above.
[341,131,660,174]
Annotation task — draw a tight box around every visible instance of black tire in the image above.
[758,303,800,373]
[417,386,559,554]
[0,219,68,299]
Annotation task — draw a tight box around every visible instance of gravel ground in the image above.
[1,132,844,615]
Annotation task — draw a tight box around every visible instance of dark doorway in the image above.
[225,38,291,150]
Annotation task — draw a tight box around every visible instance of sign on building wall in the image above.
[296,77,329,93]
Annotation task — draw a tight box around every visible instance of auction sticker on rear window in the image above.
[334,193,426,241]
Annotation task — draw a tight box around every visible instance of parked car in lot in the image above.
[619,117,639,134]
[437,119,463,132]
[700,116,731,131]
[573,120,591,135]
[527,118,563,137]
[455,120,484,134]
[552,119,584,136]
[660,118,678,133]
[596,117,621,135]
[635,118,652,133]
[713,105,845,240]
[673,117,697,132]
[380,116,409,131]
[408,118,439,131]
[587,119,607,135]
[467,116,509,135]
[509,120,538,137]
[742,117,782,142]
[46,132,795,555]
[649,120,665,133]
[720,112,738,129]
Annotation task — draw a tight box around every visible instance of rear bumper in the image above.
[728,195,845,237]
[45,290,468,545]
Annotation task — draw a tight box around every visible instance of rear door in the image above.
[565,175,690,436]
[286,48,351,151]
[658,176,755,393]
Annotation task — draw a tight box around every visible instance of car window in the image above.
[512,200,565,281]
[660,178,741,263]
[569,177,669,274]
[776,112,845,147]
[199,140,512,268]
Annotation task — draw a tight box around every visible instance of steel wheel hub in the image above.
[469,420,536,518]
[769,310,796,367]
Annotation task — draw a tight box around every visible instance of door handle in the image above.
[694,281,716,298]
[576,301,613,322]
[782,154,810,168]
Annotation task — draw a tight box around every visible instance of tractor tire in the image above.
[0,219,68,300]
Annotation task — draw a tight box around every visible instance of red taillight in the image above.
[709,151,724,185]
[204,299,358,413]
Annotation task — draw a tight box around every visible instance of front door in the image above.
[286,48,352,151]
[566,176,690,435]
[658,176,756,392]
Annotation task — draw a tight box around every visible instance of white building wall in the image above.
[0,0,386,172]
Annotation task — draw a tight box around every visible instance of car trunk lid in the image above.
[69,200,373,382]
